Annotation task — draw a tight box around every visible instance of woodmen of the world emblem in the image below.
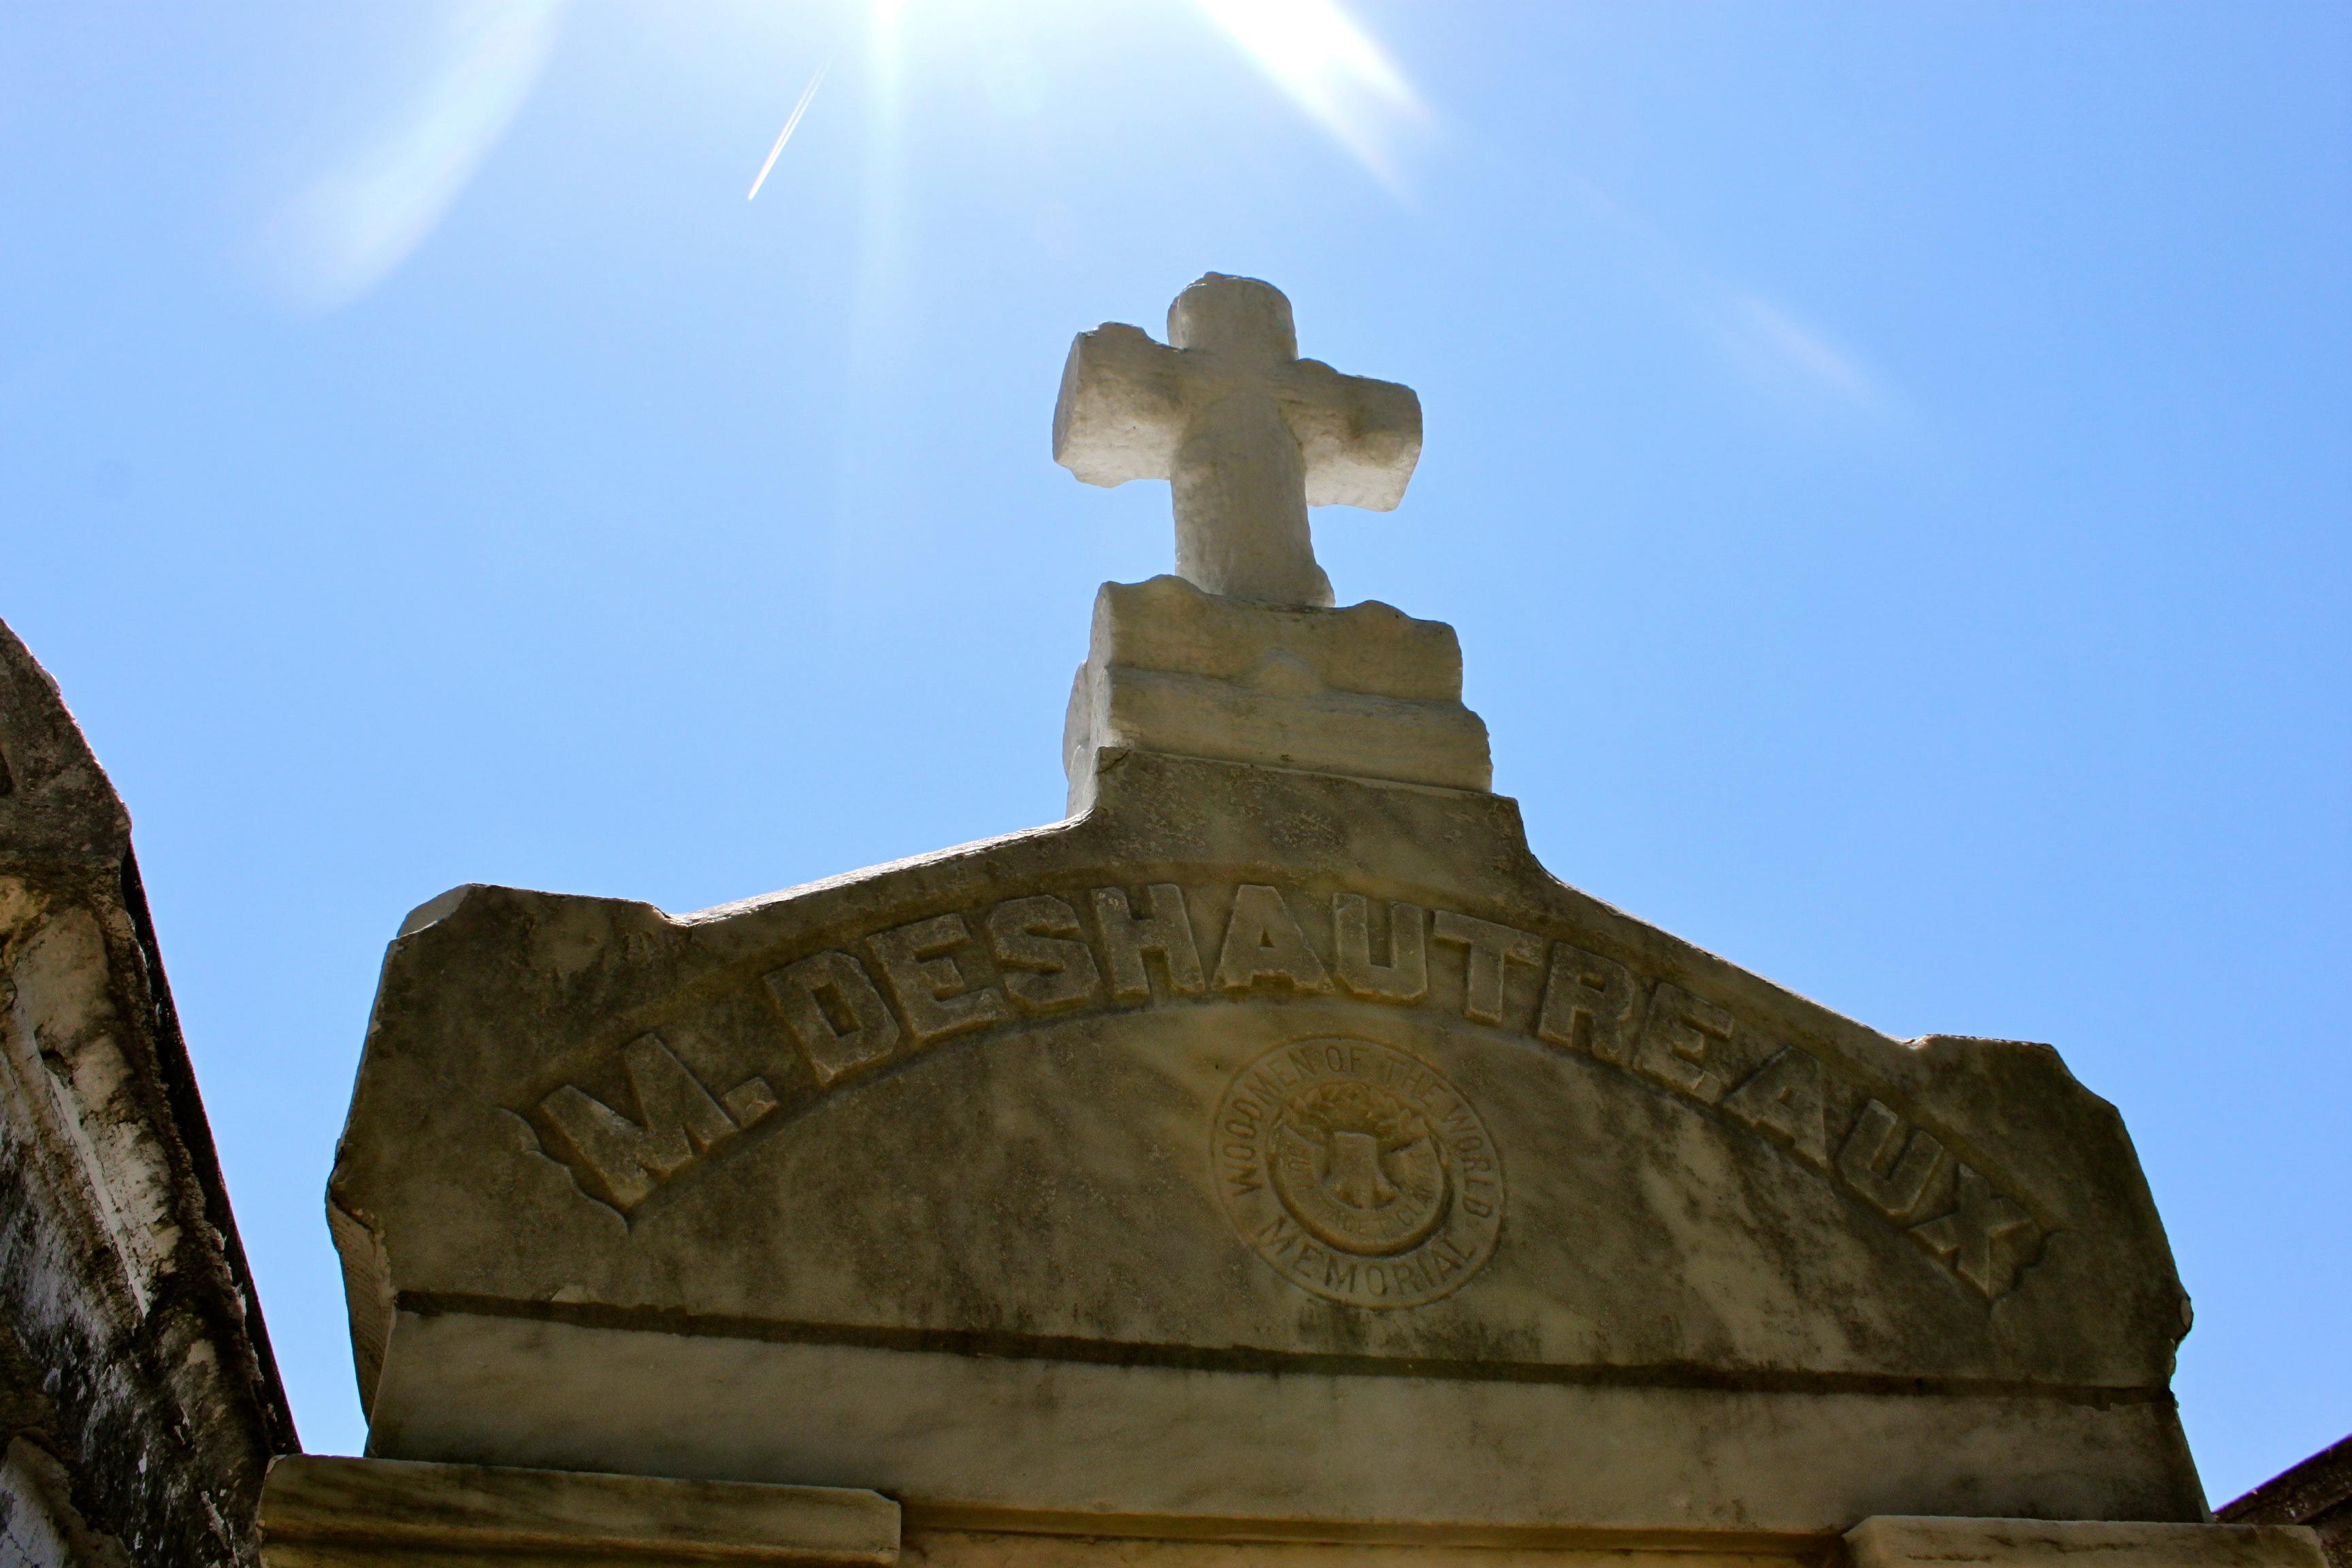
[1213,1037,1503,1308]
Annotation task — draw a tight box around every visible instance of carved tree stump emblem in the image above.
[1271,1080,1449,1256]
[1214,1038,1503,1309]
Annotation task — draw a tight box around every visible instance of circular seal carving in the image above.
[1212,1037,1503,1309]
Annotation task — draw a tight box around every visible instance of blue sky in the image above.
[3,1,2345,1498]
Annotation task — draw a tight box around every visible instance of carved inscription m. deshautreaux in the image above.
[523,881,2046,1304]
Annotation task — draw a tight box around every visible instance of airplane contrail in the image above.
[747,64,828,201]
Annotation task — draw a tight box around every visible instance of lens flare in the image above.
[274,0,569,310]
[1190,0,1428,184]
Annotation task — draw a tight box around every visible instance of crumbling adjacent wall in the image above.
[2224,1436,2352,1568]
[0,618,295,1566]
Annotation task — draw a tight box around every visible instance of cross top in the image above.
[1053,274,1422,608]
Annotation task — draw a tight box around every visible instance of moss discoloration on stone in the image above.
[0,617,294,1566]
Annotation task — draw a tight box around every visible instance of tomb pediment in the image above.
[336,747,2198,1536]
[326,276,2210,1548]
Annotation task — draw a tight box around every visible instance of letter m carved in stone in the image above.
[538,1034,777,1211]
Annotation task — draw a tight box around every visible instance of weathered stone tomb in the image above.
[282,276,2325,1568]
[1,617,297,1568]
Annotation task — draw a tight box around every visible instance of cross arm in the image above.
[1273,359,1423,511]
[1053,323,1188,489]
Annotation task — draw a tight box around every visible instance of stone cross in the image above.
[1053,274,1422,608]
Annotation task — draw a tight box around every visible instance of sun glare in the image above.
[1189,0,1428,184]
[266,0,1432,309]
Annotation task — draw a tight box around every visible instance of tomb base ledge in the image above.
[256,1462,2324,1568]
